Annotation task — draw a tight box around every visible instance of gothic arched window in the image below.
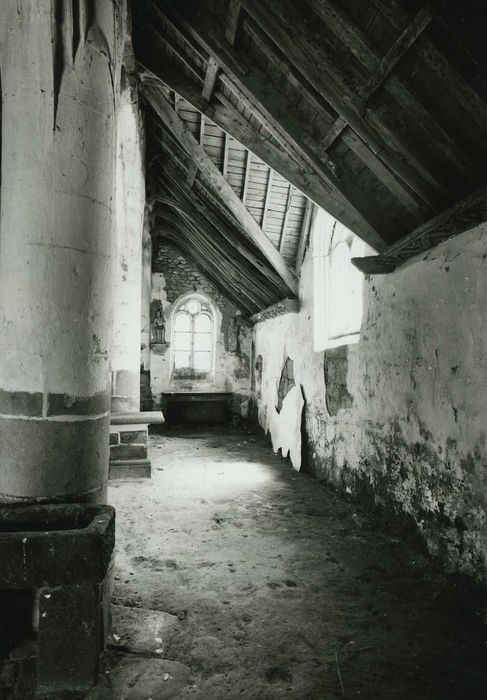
[172,296,214,379]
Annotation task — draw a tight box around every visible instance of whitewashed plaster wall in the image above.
[253,217,487,582]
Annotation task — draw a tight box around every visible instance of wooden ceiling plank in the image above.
[242,150,252,205]
[142,79,298,295]
[352,183,487,273]
[279,186,295,253]
[239,0,453,209]
[261,168,274,230]
[225,0,241,45]
[202,56,219,101]
[222,132,229,177]
[296,199,315,274]
[139,63,392,248]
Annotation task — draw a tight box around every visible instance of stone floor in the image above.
[91,427,486,699]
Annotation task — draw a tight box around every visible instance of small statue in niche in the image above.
[153,308,166,344]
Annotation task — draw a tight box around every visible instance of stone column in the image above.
[0,1,125,504]
[108,50,152,479]
[111,63,145,414]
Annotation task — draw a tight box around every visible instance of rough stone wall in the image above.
[253,220,487,582]
[149,243,251,402]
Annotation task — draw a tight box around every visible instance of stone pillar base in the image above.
[109,425,151,480]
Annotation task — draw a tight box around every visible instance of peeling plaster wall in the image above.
[149,244,251,403]
[253,221,487,582]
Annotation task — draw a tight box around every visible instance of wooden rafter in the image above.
[352,184,487,274]
[242,150,251,205]
[261,168,273,230]
[304,0,476,191]
[241,17,430,220]
[222,131,229,177]
[317,6,432,150]
[238,0,452,210]
[142,78,298,294]
[279,186,294,253]
[151,8,389,250]
[296,199,315,274]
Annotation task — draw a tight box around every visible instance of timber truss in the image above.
[135,0,487,306]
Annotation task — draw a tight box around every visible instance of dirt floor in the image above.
[94,427,487,699]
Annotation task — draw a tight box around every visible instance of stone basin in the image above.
[0,503,115,695]
[0,503,115,588]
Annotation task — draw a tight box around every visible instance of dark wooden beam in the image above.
[369,0,487,137]
[279,186,294,253]
[302,0,477,193]
[142,79,298,295]
[222,131,229,177]
[352,184,487,273]
[202,57,219,101]
[261,168,273,230]
[296,199,314,275]
[238,0,454,209]
[152,8,389,250]
[319,7,431,150]
[139,63,386,251]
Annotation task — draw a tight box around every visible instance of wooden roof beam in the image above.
[352,184,487,274]
[304,0,476,192]
[319,7,431,150]
[145,13,389,249]
[138,61,388,249]
[238,0,452,210]
[279,186,294,253]
[296,199,315,275]
[142,79,298,295]
[241,17,429,220]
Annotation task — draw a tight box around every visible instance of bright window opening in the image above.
[312,209,368,351]
[172,296,214,379]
